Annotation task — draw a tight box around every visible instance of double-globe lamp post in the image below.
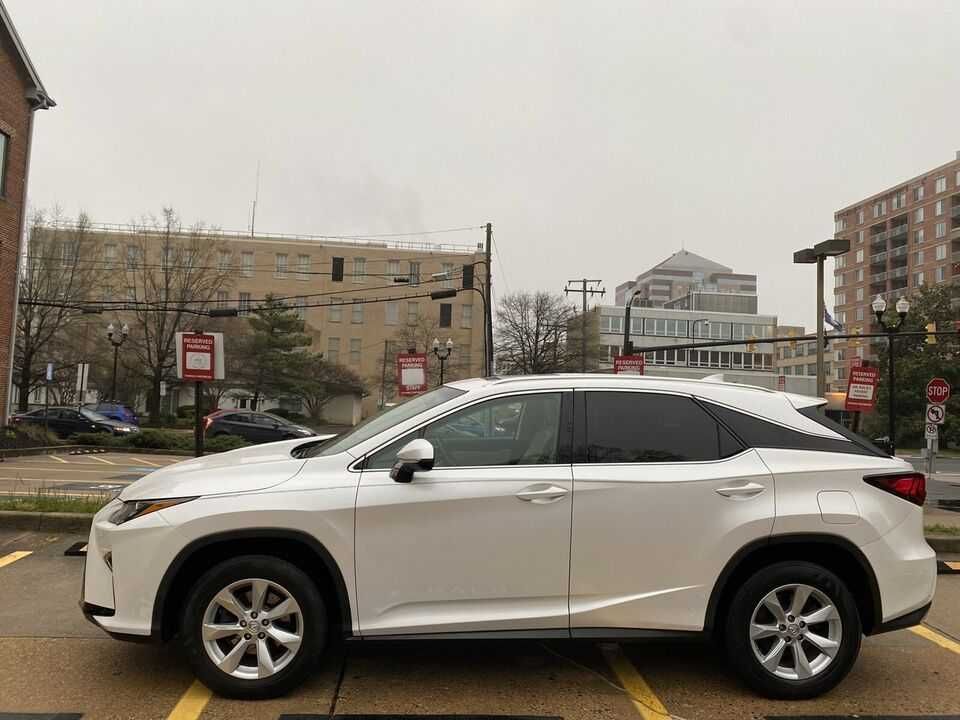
[106,322,129,401]
[872,294,910,455]
[432,338,454,386]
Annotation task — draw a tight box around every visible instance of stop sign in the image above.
[927,377,951,404]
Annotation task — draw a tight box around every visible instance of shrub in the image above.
[71,432,120,447]
[204,435,249,452]
[4,423,62,448]
[128,428,193,451]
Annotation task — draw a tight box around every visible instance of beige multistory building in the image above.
[56,222,488,419]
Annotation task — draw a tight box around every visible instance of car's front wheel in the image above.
[724,561,861,699]
[181,556,327,698]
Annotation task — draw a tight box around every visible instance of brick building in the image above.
[0,1,54,425]
[831,152,960,391]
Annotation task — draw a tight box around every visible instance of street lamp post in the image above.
[432,338,454,385]
[689,318,711,339]
[793,238,851,397]
[872,295,910,455]
[106,322,129,401]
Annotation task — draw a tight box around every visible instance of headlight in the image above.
[109,497,196,525]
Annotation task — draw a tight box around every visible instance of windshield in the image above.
[80,408,114,423]
[308,386,465,457]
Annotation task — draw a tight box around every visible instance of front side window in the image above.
[584,392,741,463]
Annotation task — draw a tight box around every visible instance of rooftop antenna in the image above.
[250,160,261,237]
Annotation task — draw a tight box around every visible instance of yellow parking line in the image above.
[911,624,960,655]
[946,561,960,571]
[129,456,160,467]
[601,643,671,719]
[85,455,116,465]
[0,551,33,568]
[48,454,69,464]
[166,680,212,720]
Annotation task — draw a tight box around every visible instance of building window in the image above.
[915,228,924,244]
[239,292,252,313]
[856,229,864,244]
[385,301,399,325]
[103,244,117,268]
[914,271,924,287]
[408,261,421,285]
[914,185,925,202]
[275,253,288,278]
[295,297,306,320]
[461,304,473,329]
[350,338,362,364]
[935,176,947,193]
[388,259,401,278]
[836,255,846,269]
[956,170,960,187]
[441,262,454,289]
[328,300,342,323]
[872,200,885,217]
[439,303,452,328]
[126,286,137,305]
[834,292,846,306]
[327,337,340,364]
[916,250,924,264]
[126,245,140,270]
[892,190,906,209]
[855,287,864,302]
[854,249,863,263]
[407,301,419,325]
[936,222,946,238]
[936,244,947,261]
[834,216,846,232]
[353,257,366,283]
[241,251,254,277]
[935,199,945,216]
[855,307,864,321]
[217,250,231,272]
[857,208,864,225]
[855,268,864,282]
[935,266,946,283]
[160,246,173,270]
[914,207,924,223]
[297,254,310,280]
[0,131,9,196]
[352,299,364,324]
[216,290,228,306]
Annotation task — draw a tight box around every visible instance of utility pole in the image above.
[484,222,493,376]
[564,279,605,372]
[379,339,388,409]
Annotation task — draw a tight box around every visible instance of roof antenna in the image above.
[250,160,261,237]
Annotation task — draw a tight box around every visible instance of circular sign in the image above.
[927,378,951,404]
[927,404,945,424]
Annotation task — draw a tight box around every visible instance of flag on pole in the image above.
[824,307,843,332]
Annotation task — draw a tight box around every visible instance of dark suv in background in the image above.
[204,410,315,444]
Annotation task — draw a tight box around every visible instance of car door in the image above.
[569,390,775,635]
[355,390,574,636]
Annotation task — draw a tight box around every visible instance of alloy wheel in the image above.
[749,583,843,681]
[201,578,304,680]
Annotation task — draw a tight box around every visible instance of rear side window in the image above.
[583,392,742,463]
[702,402,884,457]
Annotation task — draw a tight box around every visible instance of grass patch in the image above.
[0,489,111,514]
[925,523,960,537]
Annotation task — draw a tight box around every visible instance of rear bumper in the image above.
[868,600,931,636]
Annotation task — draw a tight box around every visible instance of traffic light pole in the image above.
[484,223,493,377]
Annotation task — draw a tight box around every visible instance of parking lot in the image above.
[0,452,187,497]
[0,526,957,720]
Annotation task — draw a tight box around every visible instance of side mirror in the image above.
[390,439,435,483]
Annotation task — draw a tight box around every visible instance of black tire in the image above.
[181,555,327,699]
[724,561,861,699]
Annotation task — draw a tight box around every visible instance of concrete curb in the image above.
[0,445,193,460]
[0,510,96,534]
[928,535,960,554]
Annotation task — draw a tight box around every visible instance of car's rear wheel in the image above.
[181,555,327,698]
[724,561,861,699]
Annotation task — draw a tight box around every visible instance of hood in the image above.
[119,436,332,501]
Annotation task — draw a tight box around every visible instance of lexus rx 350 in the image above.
[81,375,935,700]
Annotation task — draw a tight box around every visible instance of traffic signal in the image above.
[331,257,344,282]
[462,263,474,289]
[925,322,937,345]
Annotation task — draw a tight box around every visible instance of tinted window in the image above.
[366,431,418,470]
[703,402,880,457]
[584,392,741,463]
[225,413,251,423]
[424,393,562,467]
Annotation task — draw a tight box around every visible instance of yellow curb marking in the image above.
[945,561,960,571]
[48,454,69,464]
[911,624,960,655]
[129,456,161,467]
[601,643,671,719]
[165,679,212,720]
[0,551,33,569]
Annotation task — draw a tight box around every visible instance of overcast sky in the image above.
[9,0,959,328]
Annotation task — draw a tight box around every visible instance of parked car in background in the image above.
[11,407,140,438]
[204,410,315,444]
[83,402,140,426]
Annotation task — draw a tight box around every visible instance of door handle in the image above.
[516,484,568,504]
[715,482,766,499]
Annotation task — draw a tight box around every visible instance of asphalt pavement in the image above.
[0,452,186,497]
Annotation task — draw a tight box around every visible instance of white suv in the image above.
[81,375,935,699]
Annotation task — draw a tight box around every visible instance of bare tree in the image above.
[14,210,102,410]
[123,208,234,423]
[494,291,603,375]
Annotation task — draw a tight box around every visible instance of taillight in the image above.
[203,417,213,433]
[864,472,926,507]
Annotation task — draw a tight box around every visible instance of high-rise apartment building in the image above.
[831,152,960,390]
